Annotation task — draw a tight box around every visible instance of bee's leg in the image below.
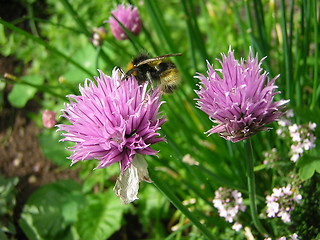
[124,68,134,80]
[146,71,154,90]
[116,67,127,81]
[117,66,125,75]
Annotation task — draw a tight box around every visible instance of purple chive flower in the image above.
[57,69,166,173]
[195,47,289,142]
[108,4,141,40]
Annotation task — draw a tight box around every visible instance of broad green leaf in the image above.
[75,189,129,240]
[0,231,8,240]
[38,129,71,167]
[63,45,99,84]
[0,175,18,237]
[19,180,84,240]
[298,156,320,181]
[80,163,118,194]
[138,184,169,235]
[8,75,44,108]
[0,175,19,215]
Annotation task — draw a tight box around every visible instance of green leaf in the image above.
[0,175,18,236]
[0,81,6,107]
[139,184,168,218]
[298,156,320,180]
[0,175,19,215]
[0,24,7,47]
[75,189,129,240]
[38,129,71,167]
[294,107,320,126]
[8,75,44,108]
[19,179,84,240]
[63,45,99,84]
[0,231,8,240]
[138,184,169,236]
[80,163,118,194]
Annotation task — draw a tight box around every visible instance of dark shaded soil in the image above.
[0,98,79,187]
[0,0,27,23]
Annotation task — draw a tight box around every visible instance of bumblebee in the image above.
[125,53,182,94]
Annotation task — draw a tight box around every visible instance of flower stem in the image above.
[149,168,214,240]
[245,139,268,237]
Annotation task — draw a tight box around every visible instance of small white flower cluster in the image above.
[276,109,317,162]
[264,233,299,240]
[263,148,279,167]
[213,187,246,231]
[266,184,302,223]
[276,109,295,137]
[288,122,317,162]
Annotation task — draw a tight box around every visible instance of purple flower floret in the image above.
[108,4,141,40]
[57,69,166,172]
[195,47,289,142]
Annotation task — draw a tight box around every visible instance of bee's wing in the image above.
[136,53,182,66]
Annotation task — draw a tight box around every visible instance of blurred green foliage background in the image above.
[0,0,319,239]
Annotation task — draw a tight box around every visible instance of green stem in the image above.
[280,0,291,100]
[311,0,319,109]
[245,139,269,237]
[243,0,272,76]
[15,16,83,34]
[149,168,214,240]
[59,0,91,36]
[0,73,67,101]
[25,3,39,37]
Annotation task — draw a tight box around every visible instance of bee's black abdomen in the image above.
[157,62,176,72]
[136,64,159,84]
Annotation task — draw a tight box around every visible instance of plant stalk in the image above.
[245,139,269,237]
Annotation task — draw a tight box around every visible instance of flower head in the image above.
[213,187,246,224]
[42,110,56,128]
[264,234,299,240]
[288,122,316,162]
[266,184,302,223]
[57,69,166,173]
[276,110,317,162]
[108,4,141,40]
[195,47,289,142]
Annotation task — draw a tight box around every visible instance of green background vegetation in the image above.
[0,0,319,239]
